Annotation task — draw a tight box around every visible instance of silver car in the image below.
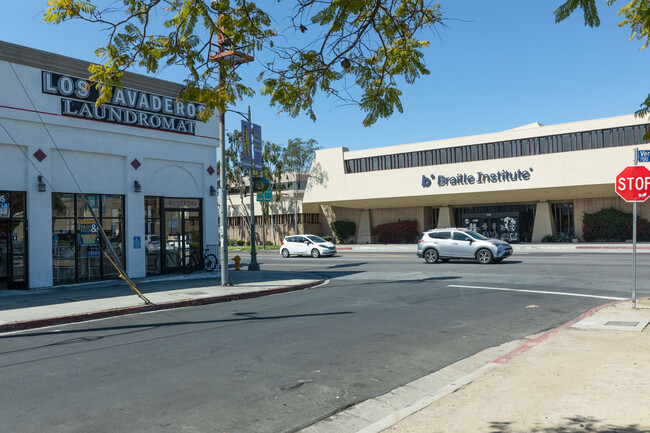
[281,234,337,258]
[416,228,513,264]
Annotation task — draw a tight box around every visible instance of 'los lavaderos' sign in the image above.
[42,71,205,135]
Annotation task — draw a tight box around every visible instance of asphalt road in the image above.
[1,252,648,433]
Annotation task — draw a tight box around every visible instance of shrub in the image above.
[371,220,418,244]
[541,234,556,243]
[583,207,650,241]
[322,235,333,243]
[236,240,245,246]
[228,239,237,246]
[330,221,356,243]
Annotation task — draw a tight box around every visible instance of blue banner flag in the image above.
[252,123,263,171]
[241,120,252,169]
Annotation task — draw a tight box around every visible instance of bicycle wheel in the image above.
[180,255,197,274]
[203,254,218,272]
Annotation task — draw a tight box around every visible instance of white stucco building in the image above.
[0,41,219,289]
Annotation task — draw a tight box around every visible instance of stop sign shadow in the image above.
[615,165,650,202]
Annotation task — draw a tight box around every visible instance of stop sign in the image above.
[615,165,650,202]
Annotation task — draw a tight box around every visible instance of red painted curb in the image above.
[491,298,645,365]
[575,246,650,250]
[0,280,325,334]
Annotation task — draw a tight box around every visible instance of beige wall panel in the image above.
[370,207,426,233]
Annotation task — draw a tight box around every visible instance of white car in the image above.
[145,235,160,253]
[281,235,336,258]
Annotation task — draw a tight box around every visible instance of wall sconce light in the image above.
[134,180,141,193]
[37,175,46,192]
[210,185,217,196]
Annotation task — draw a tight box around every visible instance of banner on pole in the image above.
[241,120,252,169]
[252,123,263,171]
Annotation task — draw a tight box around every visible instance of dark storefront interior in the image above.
[145,196,202,275]
[0,191,27,289]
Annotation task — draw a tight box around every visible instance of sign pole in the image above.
[632,147,638,308]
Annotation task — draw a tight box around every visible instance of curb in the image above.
[491,298,641,365]
[0,280,325,334]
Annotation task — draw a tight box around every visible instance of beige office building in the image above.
[302,114,650,243]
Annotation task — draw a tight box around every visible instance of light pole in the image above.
[210,17,254,285]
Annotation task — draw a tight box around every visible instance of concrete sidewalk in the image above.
[0,269,325,333]
[302,299,650,433]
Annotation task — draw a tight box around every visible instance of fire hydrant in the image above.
[233,255,241,271]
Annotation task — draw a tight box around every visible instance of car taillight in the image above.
[418,239,423,243]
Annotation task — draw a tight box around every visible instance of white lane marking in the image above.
[448,284,626,301]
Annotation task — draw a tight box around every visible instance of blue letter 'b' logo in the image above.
[422,175,432,188]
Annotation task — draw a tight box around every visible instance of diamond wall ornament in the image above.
[131,158,141,170]
[207,166,215,176]
[33,149,47,162]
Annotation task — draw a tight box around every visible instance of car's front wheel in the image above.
[281,249,290,258]
[311,248,320,258]
[477,248,493,264]
[424,249,438,264]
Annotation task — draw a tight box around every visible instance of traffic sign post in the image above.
[615,154,650,308]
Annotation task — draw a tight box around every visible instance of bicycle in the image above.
[180,246,218,274]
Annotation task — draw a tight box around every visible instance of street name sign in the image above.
[615,165,650,202]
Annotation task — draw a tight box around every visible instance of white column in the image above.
[357,210,371,244]
[27,147,53,288]
[126,155,145,278]
[437,206,454,228]
[531,201,556,243]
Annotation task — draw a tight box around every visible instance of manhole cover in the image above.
[604,321,640,327]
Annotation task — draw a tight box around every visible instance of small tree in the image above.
[282,138,321,233]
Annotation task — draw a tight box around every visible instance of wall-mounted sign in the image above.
[133,236,141,249]
[422,168,533,188]
[164,198,200,209]
[42,71,205,135]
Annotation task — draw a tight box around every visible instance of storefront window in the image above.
[52,193,125,285]
[0,191,28,290]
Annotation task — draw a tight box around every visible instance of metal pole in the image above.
[294,175,298,234]
[248,106,260,271]
[632,147,638,308]
[262,195,266,250]
[219,104,231,285]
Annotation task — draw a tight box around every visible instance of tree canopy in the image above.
[44,0,441,127]
[554,0,650,124]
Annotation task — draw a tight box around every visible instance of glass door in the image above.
[163,211,183,272]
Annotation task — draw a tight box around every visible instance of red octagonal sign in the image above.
[616,165,650,202]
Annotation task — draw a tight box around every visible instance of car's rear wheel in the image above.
[281,249,290,258]
[477,248,493,264]
[311,248,320,258]
[424,249,438,264]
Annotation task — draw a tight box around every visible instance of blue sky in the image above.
[2,1,649,151]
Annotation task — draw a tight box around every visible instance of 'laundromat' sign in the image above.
[422,168,533,188]
[42,71,205,135]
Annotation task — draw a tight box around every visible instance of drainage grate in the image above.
[604,321,640,327]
